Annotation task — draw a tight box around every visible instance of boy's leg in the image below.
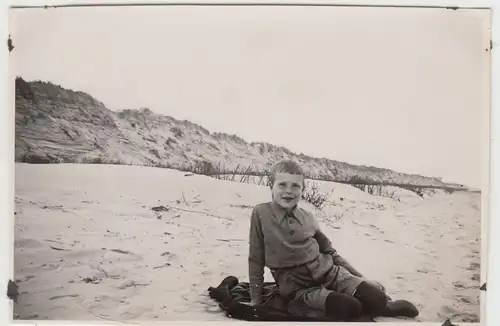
[354,281,419,318]
[296,287,363,321]
[272,264,363,321]
[353,281,388,315]
[327,266,419,318]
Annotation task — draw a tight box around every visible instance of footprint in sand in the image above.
[117,304,154,319]
[466,261,480,271]
[101,248,143,263]
[37,262,64,272]
[455,295,472,304]
[457,312,480,322]
[49,294,79,300]
[416,267,438,275]
[453,281,473,290]
[153,262,171,269]
[85,295,133,320]
[438,310,479,323]
[115,279,151,290]
[15,313,40,320]
[439,305,460,316]
[160,251,178,261]
[16,275,36,283]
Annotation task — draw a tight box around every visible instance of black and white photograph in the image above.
[9,3,490,323]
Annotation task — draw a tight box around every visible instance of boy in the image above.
[248,160,418,320]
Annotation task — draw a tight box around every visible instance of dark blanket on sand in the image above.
[207,276,376,322]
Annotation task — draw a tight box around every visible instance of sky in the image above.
[9,5,491,188]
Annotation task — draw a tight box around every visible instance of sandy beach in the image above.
[13,163,482,322]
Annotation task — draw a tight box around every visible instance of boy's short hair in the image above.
[268,160,305,188]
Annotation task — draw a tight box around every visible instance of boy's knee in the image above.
[354,281,388,314]
[325,292,363,320]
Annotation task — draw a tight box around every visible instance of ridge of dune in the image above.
[14,77,464,189]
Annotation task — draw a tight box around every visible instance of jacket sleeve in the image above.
[311,213,336,255]
[248,206,265,303]
[310,213,363,277]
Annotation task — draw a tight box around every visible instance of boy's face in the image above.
[271,173,304,210]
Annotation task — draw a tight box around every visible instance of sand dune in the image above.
[16,78,458,190]
[13,163,481,322]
